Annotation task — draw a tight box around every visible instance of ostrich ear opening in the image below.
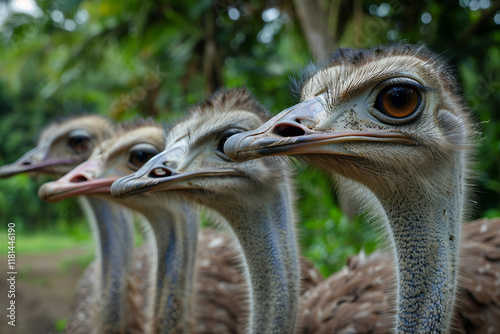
[437,110,470,148]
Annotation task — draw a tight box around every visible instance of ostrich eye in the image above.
[68,135,92,155]
[375,85,421,119]
[217,128,244,154]
[129,148,158,169]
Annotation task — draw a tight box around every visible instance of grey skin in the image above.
[111,89,301,334]
[0,115,138,333]
[224,46,474,333]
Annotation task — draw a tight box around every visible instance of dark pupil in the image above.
[130,150,157,168]
[68,136,90,154]
[387,87,408,107]
[218,129,243,153]
[218,135,231,152]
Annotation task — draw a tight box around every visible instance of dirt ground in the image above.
[0,247,89,334]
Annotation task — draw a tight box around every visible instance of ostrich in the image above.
[224,45,499,332]
[39,120,199,333]
[110,88,302,333]
[0,115,143,332]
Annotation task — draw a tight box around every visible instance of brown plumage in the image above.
[453,218,500,333]
[192,228,247,333]
[297,218,500,334]
[298,251,396,334]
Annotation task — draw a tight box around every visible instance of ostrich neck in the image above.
[141,201,198,333]
[217,184,300,334]
[79,196,135,332]
[377,164,464,333]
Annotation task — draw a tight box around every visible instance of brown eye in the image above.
[129,149,158,169]
[68,135,91,154]
[375,85,421,118]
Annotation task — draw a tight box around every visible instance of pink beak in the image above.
[38,159,117,203]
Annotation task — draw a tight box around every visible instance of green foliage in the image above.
[55,318,67,333]
[59,251,94,273]
[294,166,380,276]
[0,0,499,274]
[0,230,92,254]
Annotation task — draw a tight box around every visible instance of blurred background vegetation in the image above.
[0,0,499,277]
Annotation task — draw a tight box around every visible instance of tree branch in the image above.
[457,2,500,46]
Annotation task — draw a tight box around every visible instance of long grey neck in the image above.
[141,200,198,333]
[219,184,300,334]
[377,164,464,333]
[79,196,135,332]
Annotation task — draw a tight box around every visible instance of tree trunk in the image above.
[292,0,337,61]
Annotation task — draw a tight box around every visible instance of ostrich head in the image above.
[225,45,474,333]
[0,115,113,178]
[111,88,284,212]
[38,119,162,205]
[226,45,472,193]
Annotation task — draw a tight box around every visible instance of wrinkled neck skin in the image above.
[208,183,300,334]
[345,154,465,334]
[79,196,135,333]
[385,166,463,333]
[140,200,198,334]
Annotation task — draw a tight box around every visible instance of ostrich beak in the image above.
[111,149,241,198]
[224,96,416,162]
[38,159,116,203]
[0,147,80,178]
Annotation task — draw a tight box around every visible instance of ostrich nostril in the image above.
[149,167,173,178]
[70,175,88,183]
[273,123,306,137]
[22,161,32,166]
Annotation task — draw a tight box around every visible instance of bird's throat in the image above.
[221,185,300,334]
[141,202,198,333]
[80,197,135,332]
[381,178,463,333]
